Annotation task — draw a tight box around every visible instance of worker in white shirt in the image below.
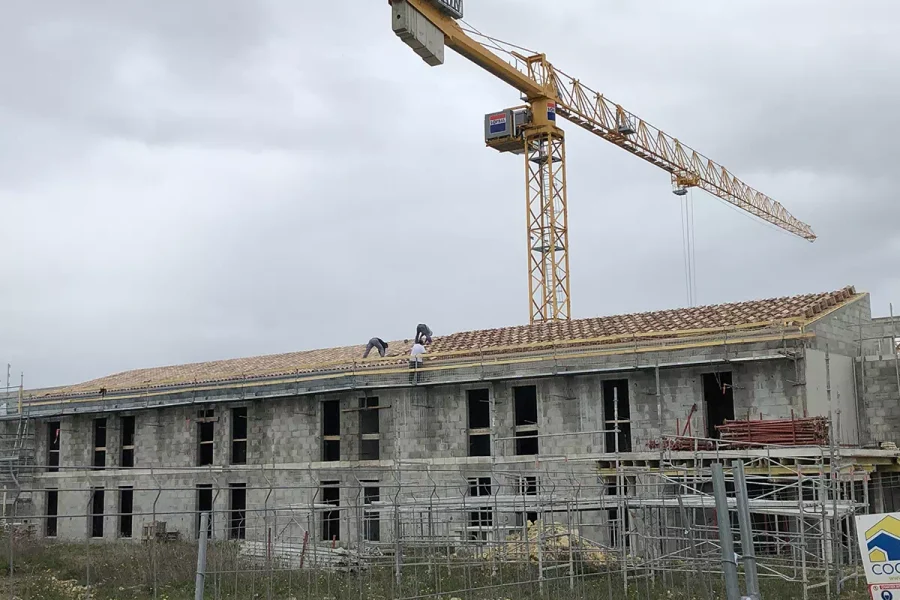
[409,340,426,384]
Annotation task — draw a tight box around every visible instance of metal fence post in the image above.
[711,463,741,600]
[733,460,761,600]
[195,512,209,600]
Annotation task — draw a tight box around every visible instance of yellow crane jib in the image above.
[389,0,816,324]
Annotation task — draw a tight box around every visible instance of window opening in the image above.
[514,476,538,527]
[518,476,537,495]
[229,483,247,540]
[362,481,380,542]
[607,507,631,549]
[515,512,539,527]
[196,484,213,538]
[359,398,380,460]
[47,421,60,472]
[120,416,135,468]
[45,489,58,537]
[322,401,341,461]
[468,477,492,497]
[93,418,107,469]
[90,487,104,538]
[321,481,340,541]
[197,409,215,466]
[514,386,539,455]
[602,380,632,452]
[467,389,491,456]
[703,372,735,439]
[468,508,493,541]
[118,486,133,538]
[231,407,247,465]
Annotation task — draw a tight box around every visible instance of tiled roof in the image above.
[35,286,858,398]
[436,286,857,351]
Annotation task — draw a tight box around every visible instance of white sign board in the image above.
[856,513,900,585]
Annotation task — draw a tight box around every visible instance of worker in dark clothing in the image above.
[415,323,433,345]
[363,337,388,358]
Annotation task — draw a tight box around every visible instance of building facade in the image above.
[2,285,899,552]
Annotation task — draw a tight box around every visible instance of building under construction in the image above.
[1,285,899,596]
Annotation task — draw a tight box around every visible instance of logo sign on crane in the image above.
[856,513,900,586]
[432,0,463,19]
[488,112,507,135]
[547,101,556,122]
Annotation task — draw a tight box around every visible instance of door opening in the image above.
[703,372,734,439]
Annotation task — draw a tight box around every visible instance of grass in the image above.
[0,537,874,600]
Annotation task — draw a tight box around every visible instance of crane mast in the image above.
[390,0,815,324]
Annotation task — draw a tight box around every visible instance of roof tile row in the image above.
[38,285,858,398]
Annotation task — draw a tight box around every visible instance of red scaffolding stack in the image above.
[716,415,830,447]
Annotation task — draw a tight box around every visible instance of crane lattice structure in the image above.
[391,0,816,323]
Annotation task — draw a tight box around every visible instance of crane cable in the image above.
[459,21,537,56]
[680,189,698,307]
[690,188,697,305]
[679,192,690,307]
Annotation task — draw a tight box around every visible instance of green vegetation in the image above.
[0,538,873,600]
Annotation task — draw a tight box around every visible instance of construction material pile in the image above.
[483,521,613,567]
[239,541,366,572]
[648,437,715,451]
[716,416,829,447]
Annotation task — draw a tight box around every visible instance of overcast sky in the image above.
[2,1,898,389]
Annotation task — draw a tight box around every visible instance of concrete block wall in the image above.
[810,294,871,356]
[734,359,801,419]
[806,295,900,446]
[418,362,803,456]
[654,368,699,440]
[858,357,900,446]
[136,406,208,469]
[391,388,431,460]
[254,395,320,464]
[866,316,900,355]
[24,350,813,542]
[633,360,802,446]
[32,469,373,543]
[805,348,859,445]
[34,362,805,468]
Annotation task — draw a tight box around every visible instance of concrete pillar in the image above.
[872,472,886,514]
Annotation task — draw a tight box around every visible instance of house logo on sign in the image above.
[867,516,900,565]
[856,513,900,586]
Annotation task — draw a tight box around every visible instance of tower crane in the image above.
[390,0,816,324]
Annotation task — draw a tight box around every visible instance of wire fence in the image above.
[0,453,880,600]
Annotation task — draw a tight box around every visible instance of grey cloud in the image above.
[1,1,897,389]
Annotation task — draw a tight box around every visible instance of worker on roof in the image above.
[409,339,426,384]
[415,323,433,345]
[363,337,388,358]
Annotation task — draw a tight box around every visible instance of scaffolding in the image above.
[0,445,887,600]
